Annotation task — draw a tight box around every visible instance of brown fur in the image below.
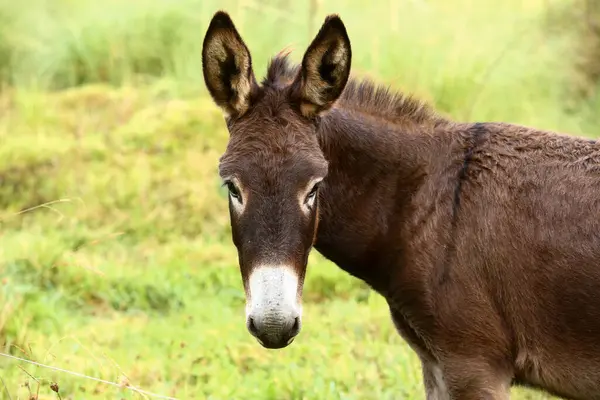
[202,10,600,399]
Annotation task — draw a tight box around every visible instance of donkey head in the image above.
[202,11,351,349]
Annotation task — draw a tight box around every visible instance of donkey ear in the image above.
[202,11,258,118]
[293,14,352,117]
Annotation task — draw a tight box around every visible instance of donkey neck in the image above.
[313,107,445,292]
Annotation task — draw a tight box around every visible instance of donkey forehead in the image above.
[220,101,328,181]
[219,144,328,186]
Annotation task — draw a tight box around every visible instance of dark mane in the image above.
[263,54,444,125]
[262,52,299,88]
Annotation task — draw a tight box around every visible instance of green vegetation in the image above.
[0,0,597,398]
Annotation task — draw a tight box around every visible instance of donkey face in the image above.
[202,11,351,349]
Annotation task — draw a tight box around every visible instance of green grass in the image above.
[0,0,598,398]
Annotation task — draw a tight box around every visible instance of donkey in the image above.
[202,10,600,400]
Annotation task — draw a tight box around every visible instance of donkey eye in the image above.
[305,183,320,204]
[225,181,242,201]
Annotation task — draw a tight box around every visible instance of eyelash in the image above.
[224,181,242,201]
[305,182,320,204]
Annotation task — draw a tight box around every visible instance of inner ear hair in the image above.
[292,14,352,118]
[202,11,259,118]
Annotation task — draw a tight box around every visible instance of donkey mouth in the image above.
[256,335,296,349]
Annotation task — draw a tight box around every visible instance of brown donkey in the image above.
[202,10,600,400]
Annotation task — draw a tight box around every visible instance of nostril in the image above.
[290,316,301,336]
[248,317,259,336]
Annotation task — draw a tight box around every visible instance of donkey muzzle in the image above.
[245,265,303,349]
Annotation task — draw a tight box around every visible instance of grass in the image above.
[0,0,598,398]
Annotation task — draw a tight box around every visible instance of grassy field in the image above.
[0,0,598,399]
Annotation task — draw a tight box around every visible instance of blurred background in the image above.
[0,0,598,398]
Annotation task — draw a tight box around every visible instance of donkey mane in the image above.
[263,54,445,126]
